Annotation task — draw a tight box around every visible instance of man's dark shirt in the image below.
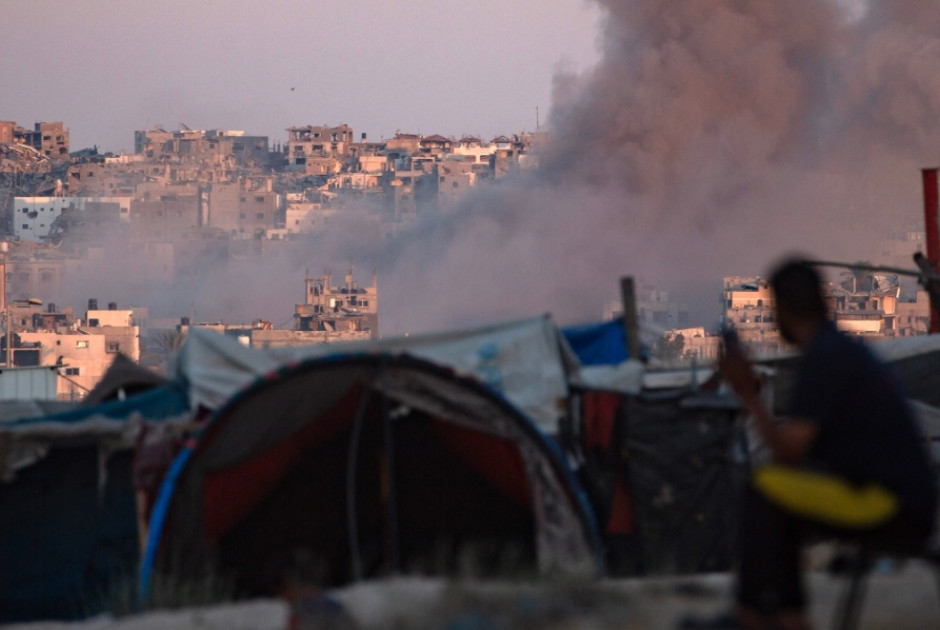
[788,322,937,527]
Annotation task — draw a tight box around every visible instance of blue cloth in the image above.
[561,320,628,365]
[5,382,189,428]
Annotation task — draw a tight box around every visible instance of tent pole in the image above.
[380,364,401,575]
[346,387,372,581]
[620,276,642,361]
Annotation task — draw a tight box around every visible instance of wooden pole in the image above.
[620,276,641,361]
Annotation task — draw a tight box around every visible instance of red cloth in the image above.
[606,475,635,535]
[582,391,620,452]
[581,391,635,535]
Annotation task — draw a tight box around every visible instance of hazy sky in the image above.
[6,0,939,337]
[1,0,602,153]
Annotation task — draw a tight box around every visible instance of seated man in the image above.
[703,259,937,630]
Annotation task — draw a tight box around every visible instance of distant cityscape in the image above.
[0,119,933,397]
[0,119,549,398]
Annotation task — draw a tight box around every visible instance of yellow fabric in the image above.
[753,465,898,528]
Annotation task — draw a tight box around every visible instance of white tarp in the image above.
[170,315,578,434]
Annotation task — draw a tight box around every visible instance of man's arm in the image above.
[739,394,818,465]
[719,345,818,464]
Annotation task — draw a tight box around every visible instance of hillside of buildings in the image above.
[0,121,544,394]
[0,119,935,397]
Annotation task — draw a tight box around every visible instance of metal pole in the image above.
[922,168,940,333]
[5,306,10,367]
[345,389,372,582]
[379,365,400,574]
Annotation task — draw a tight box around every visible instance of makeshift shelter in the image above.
[562,319,629,366]
[142,354,602,600]
[0,377,191,622]
[171,316,578,436]
[558,317,749,576]
[82,353,168,406]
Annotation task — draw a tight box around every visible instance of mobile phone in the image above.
[721,328,741,355]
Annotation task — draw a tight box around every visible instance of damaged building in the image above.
[292,269,378,337]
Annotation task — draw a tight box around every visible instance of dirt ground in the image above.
[4,563,939,630]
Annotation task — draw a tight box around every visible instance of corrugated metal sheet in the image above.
[0,366,58,401]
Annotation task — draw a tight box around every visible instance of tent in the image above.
[170,315,578,436]
[81,353,168,406]
[0,377,191,622]
[141,353,602,600]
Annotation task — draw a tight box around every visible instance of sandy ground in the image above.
[4,562,939,630]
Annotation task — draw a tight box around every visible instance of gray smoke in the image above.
[60,0,940,336]
[374,0,940,333]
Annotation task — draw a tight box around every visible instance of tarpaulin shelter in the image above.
[558,318,748,577]
[141,353,603,600]
[170,315,578,437]
[81,353,168,406]
[0,375,190,622]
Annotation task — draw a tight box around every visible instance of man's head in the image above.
[770,258,827,346]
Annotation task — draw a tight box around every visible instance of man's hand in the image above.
[717,335,818,464]
[717,338,761,405]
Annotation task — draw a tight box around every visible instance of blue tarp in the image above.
[0,448,138,621]
[562,320,628,366]
[0,382,191,623]
[3,382,189,431]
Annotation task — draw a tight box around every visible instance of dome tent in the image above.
[141,353,602,599]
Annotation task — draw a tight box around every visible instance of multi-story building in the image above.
[12,122,70,160]
[134,127,269,167]
[286,124,355,166]
[173,270,379,349]
[3,253,70,303]
[604,284,691,328]
[66,158,149,196]
[437,161,476,210]
[895,290,932,337]
[661,326,721,361]
[293,269,378,338]
[13,196,133,243]
[720,271,930,352]
[13,299,140,400]
[418,135,452,157]
[0,121,15,144]
[285,193,330,235]
[80,301,140,360]
[452,136,495,165]
[129,192,201,242]
[720,276,781,354]
[826,274,902,338]
[384,133,421,158]
[205,178,281,236]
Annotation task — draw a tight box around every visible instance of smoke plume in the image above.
[59,0,940,337]
[375,0,940,333]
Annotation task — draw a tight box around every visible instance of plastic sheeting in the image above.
[0,382,191,622]
[618,392,747,575]
[561,320,628,366]
[0,448,139,622]
[171,316,577,435]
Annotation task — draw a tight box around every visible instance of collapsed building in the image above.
[293,269,378,335]
[177,269,379,349]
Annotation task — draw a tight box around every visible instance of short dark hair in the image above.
[770,258,827,321]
